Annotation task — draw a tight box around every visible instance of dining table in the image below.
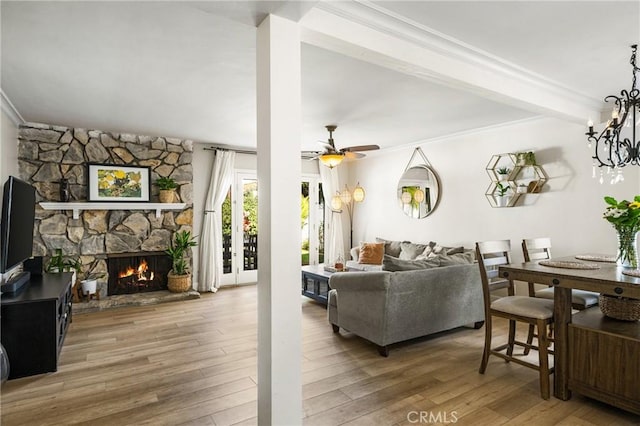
[498,255,640,412]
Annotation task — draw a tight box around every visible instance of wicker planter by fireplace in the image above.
[167,271,191,293]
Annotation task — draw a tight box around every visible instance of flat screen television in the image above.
[0,176,36,292]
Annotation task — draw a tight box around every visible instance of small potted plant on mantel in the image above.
[155,176,178,203]
[165,230,198,293]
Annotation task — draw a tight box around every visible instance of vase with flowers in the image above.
[603,196,640,268]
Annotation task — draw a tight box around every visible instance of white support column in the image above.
[256,14,302,426]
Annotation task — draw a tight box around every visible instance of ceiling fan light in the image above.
[353,184,365,203]
[319,153,344,168]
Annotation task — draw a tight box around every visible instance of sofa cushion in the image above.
[358,242,385,264]
[415,242,438,259]
[399,242,429,260]
[382,254,441,271]
[426,245,473,258]
[346,260,383,271]
[436,251,475,266]
[428,243,453,256]
[445,246,465,255]
[375,237,404,257]
[350,246,360,261]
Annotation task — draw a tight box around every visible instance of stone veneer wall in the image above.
[18,122,194,298]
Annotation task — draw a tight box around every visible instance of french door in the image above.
[221,171,324,285]
[221,171,258,285]
[301,175,325,266]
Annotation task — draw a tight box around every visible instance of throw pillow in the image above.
[431,244,445,255]
[358,242,385,264]
[382,254,441,271]
[415,242,438,260]
[375,237,404,258]
[436,252,475,266]
[427,244,457,258]
[399,241,428,260]
[446,246,465,255]
[382,254,440,272]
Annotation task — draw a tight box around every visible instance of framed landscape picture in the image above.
[87,163,150,202]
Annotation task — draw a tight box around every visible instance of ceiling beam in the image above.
[300,2,601,125]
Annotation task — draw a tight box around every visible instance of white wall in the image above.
[0,107,20,284]
[191,144,320,287]
[348,117,639,263]
[1,108,19,184]
[2,113,634,278]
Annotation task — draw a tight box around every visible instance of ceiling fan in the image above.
[305,125,380,168]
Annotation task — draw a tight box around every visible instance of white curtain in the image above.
[199,149,235,292]
[319,165,345,264]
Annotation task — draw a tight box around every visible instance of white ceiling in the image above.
[2,1,639,152]
[374,1,640,99]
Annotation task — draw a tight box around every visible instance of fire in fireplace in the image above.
[120,259,154,282]
[107,252,172,295]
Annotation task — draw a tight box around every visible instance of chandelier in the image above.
[586,44,640,184]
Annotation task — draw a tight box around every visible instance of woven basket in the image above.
[167,272,191,293]
[599,294,640,321]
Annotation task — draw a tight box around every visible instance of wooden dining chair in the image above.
[476,240,554,400]
[522,238,599,310]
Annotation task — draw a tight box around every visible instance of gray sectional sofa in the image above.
[328,244,485,356]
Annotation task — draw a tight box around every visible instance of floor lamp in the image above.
[331,183,365,249]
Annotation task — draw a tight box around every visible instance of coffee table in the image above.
[301,264,334,305]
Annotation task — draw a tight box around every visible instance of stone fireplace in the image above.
[17,123,194,299]
[107,252,172,295]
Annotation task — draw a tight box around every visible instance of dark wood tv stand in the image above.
[1,273,73,379]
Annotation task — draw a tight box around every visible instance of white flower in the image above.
[604,208,626,218]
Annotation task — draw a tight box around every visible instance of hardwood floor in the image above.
[1,285,638,425]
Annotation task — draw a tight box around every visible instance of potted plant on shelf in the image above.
[517,183,528,194]
[496,167,511,181]
[165,230,198,293]
[155,176,178,203]
[494,182,511,207]
[516,151,537,166]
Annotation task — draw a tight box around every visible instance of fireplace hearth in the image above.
[107,252,172,295]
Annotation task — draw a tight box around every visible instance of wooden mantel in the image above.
[39,202,186,219]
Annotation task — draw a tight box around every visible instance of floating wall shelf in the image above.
[485,153,548,208]
[39,202,186,219]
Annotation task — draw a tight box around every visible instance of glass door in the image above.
[221,171,258,285]
[301,175,325,266]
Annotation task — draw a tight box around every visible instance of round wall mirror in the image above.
[397,165,441,218]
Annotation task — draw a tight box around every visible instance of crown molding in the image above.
[312,1,603,114]
[366,116,547,157]
[0,90,25,126]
